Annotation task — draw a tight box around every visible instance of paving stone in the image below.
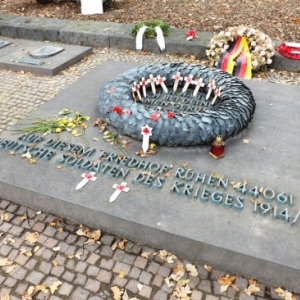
[44,237,59,248]
[15,282,29,295]
[0,200,10,209]
[62,270,75,282]
[210,269,226,281]
[74,273,87,286]
[11,237,23,248]
[189,276,200,289]
[205,295,219,300]
[15,254,30,265]
[0,244,12,256]
[66,259,75,270]
[113,261,131,275]
[57,241,69,252]
[122,253,136,265]
[153,290,168,300]
[197,265,209,279]
[199,279,212,293]
[125,279,140,293]
[58,282,74,296]
[37,234,48,244]
[147,261,160,274]
[191,290,203,300]
[97,269,112,284]
[66,234,77,244]
[25,258,38,269]
[235,276,248,290]
[238,293,255,300]
[26,270,45,285]
[51,266,65,277]
[43,276,60,287]
[85,278,101,293]
[55,254,66,265]
[153,274,164,287]
[128,266,142,279]
[138,284,152,299]
[158,265,171,277]
[55,231,69,240]
[4,277,17,288]
[226,286,237,298]
[134,256,148,269]
[65,245,76,256]
[42,249,54,260]
[113,249,125,261]
[71,287,90,300]
[100,258,115,270]
[139,270,153,285]
[161,282,174,293]
[0,287,12,297]
[100,234,115,246]
[112,276,128,287]
[32,222,46,232]
[0,274,5,285]
[75,261,88,273]
[87,252,100,264]
[125,241,142,255]
[39,261,52,275]
[101,245,113,257]
[87,265,100,277]
[0,222,12,232]
[6,203,18,213]
[44,226,57,237]
[9,225,24,236]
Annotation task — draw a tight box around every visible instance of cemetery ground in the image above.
[0,43,300,299]
[0,0,299,42]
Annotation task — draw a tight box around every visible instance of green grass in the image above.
[131,20,170,38]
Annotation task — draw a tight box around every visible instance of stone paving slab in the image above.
[0,36,92,76]
[0,60,300,293]
[0,13,299,72]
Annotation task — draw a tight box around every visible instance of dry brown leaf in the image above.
[137,283,143,291]
[186,263,198,276]
[3,238,15,245]
[220,284,229,293]
[49,281,62,294]
[171,263,185,281]
[5,264,17,273]
[163,170,172,178]
[259,187,264,194]
[165,277,175,288]
[0,295,10,300]
[52,246,60,252]
[28,158,37,164]
[245,284,260,295]
[75,251,83,259]
[118,238,127,250]
[218,274,236,287]
[20,248,32,257]
[0,213,8,221]
[56,165,63,169]
[243,179,248,185]
[52,259,59,266]
[249,279,258,286]
[275,287,296,300]
[231,284,240,291]
[182,162,189,168]
[118,271,125,278]
[230,181,241,189]
[0,258,13,267]
[204,264,212,272]
[93,137,99,141]
[243,139,250,144]
[33,246,40,253]
[111,242,117,250]
[35,284,48,293]
[110,286,123,300]
[76,228,101,241]
[141,251,150,258]
[19,215,27,220]
[22,286,35,299]
[21,152,31,159]
[25,232,38,244]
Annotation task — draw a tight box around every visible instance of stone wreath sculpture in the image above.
[98,63,256,146]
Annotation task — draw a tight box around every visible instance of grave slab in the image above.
[0,36,92,76]
[0,60,300,292]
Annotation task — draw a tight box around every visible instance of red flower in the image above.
[112,106,122,116]
[167,111,175,118]
[186,30,196,40]
[123,109,131,116]
[143,127,150,134]
[150,112,161,121]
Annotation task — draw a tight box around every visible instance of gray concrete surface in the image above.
[0,37,92,75]
[0,60,300,292]
[0,13,299,72]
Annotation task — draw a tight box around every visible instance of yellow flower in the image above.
[85,116,90,121]
[55,128,62,133]
[67,123,76,128]
[81,123,88,129]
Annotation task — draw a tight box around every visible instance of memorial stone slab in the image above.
[29,45,64,58]
[0,61,300,292]
[0,40,10,49]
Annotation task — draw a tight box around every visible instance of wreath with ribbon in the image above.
[207,26,275,78]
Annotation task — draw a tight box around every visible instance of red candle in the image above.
[209,136,225,159]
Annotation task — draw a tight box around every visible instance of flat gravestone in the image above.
[0,36,92,76]
[0,40,10,49]
[29,45,64,58]
[0,60,300,292]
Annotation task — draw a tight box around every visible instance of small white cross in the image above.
[172,72,183,92]
[156,75,168,93]
[211,87,222,105]
[147,74,157,95]
[206,79,216,100]
[110,182,130,202]
[132,81,142,100]
[76,172,97,190]
[192,78,205,97]
[140,77,148,98]
[182,75,193,93]
[141,124,153,153]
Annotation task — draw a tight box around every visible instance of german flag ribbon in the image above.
[235,41,252,79]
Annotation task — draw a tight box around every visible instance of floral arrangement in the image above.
[206,26,275,70]
[131,20,170,38]
[15,109,90,144]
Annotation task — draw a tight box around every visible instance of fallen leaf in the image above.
[182,162,189,168]
[230,181,241,189]
[49,281,62,294]
[52,246,60,252]
[93,137,99,141]
[204,264,212,272]
[0,295,10,300]
[35,284,49,293]
[165,277,176,288]
[76,228,101,241]
[28,158,37,164]
[275,287,296,300]
[245,284,260,295]
[171,263,185,281]
[5,264,18,273]
[110,286,123,300]
[25,232,38,244]
[232,284,240,291]
[111,242,117,250]
[118,238,127,250]
[21,152,31,159]
[56,165,63,169]
[163,170,172,178]
[243,139,250,144]
[36,211,42,215]
[186,263,198,276]
[220,284,229,292]
[259,187,264,194]
[0,258,13,267]
[19,215,27,221]
[52,259,59,266]
[141,252,150,258]
[20,248,33,257]
[119,271,125,278]
[75,251,83,259]
[0,213,8,221]
[243,179,248,185]
[33,246,40,253]
[137,283,143,291]
[9,150,15,155]
[218,274,236,288]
